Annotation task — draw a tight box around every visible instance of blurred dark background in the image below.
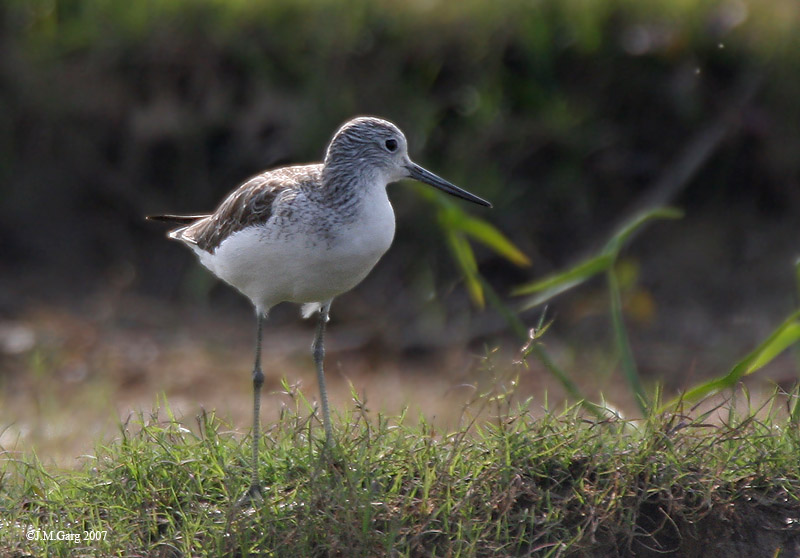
[2,0,800,457]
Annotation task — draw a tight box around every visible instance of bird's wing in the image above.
[168,164,322,253]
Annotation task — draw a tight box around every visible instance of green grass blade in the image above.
[480,275,528,340]
[662,309,800,410]
[513,206,681,413]
[456,214,531,267]
[435,197,530,268]
[608,267,649,415]
[523,340,606,419]
[423,196,490,308]
[444,229,484,308]
[514,253,612,308]
[795,258,800,302]
[515,207,681,309]
[602,207,684,257]
[790,384,800,424]
[743,321,800,375]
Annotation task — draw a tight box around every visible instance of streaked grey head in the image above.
[324,116,491,207]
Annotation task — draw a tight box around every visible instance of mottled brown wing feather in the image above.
[175,165,321,253]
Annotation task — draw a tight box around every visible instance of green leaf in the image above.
[435,197,530,268]
[444,230,484,308]
[417,189,489,309]
[456,215,531,267]
[603,207,683,257]
[742,321,800,375]
[514,206,682,310]
[514,253,612,309]
[608,267,649,414]
[662,309,800,410]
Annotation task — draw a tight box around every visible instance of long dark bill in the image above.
[407,163,492,208]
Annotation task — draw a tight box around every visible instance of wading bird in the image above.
[149,116,491,499]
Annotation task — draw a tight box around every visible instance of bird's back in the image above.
[171,164,324,253]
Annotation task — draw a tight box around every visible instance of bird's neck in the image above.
[319,164,387,210]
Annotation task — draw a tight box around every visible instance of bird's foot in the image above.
[235,483,263,509]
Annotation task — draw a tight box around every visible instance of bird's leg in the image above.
[312,302,333,446]
[242,312,265,503]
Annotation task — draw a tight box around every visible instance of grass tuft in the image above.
[2,387,799,557]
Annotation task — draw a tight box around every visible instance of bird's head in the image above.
[324,116,491,207]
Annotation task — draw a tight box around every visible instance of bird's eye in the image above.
[384,138,398,152]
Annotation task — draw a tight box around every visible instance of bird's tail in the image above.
[146,214,209,225]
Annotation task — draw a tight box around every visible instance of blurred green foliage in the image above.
[2,0,799,320]
[516,207,683,413]
[513,205,800,415]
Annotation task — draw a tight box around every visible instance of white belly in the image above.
[195,189,396,314]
